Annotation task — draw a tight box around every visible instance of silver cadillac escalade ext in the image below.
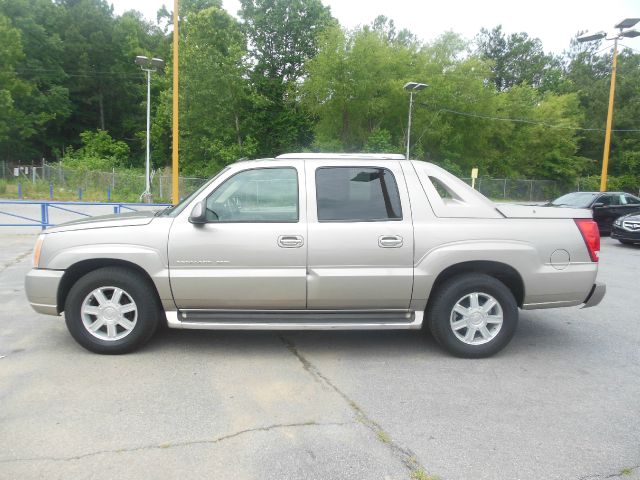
[25,153,605,357]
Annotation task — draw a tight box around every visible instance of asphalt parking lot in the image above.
[0,234,638,480]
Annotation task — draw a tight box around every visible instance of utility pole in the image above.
[577,18,640,192]
[172,0,180,204]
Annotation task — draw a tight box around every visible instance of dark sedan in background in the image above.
[612,212,640,245]
[549,191,640,234]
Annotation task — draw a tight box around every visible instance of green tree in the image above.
[302,24,414,152]
[0,1,72,161]
[475,25,563,92]
[239,0,335,156]
[174,5,256,175]
[565,37,640,187]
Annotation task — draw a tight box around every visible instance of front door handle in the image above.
[378,235,403,248]
[278,235,304,248]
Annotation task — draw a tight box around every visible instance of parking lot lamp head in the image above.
[577,31,606,43]
[620,29,640,38]
[135,55,149,67]
[614,18,639,29]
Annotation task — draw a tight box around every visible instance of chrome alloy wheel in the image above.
[449,292,504,345]
[80,287,138,341]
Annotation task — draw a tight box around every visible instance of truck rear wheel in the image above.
[427,273,518,358]
[64,267,160,354]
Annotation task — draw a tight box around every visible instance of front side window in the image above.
[605,194,623,206]
[205,168,298,222]
[623,195,640,205]
[315,167,402,222]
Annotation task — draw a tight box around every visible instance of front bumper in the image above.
[611,225,640,243]
[25,269,64,316]
[582,282,606,309]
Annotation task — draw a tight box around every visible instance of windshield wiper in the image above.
[155,206,173,216]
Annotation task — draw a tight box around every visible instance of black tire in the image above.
[64,267,160,354]
[426,273,518,358]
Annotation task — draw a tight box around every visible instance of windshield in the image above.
[550,192,597,208]
[159,168,230,217]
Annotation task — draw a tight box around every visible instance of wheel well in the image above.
[57,259,160,313]
[430,261,525,307]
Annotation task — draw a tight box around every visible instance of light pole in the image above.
[577,18,639,192]
[135,55,165,202]
[404,82,427,160]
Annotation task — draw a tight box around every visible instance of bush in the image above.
[63,130,131,170]
[577,175,640,194]
[363,129,399,153]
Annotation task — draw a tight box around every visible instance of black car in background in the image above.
[549,191,640,234]
[612,212,640,245]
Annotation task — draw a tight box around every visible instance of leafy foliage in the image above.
[1,0,639,192]
[63,129,130,170]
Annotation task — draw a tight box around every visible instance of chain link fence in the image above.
[1,161,207,203]
[3,160,629,203]
[461,177,562,202]
[41,163,206,202]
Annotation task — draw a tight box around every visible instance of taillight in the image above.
[574,219,600,262]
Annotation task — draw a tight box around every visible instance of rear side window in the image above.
[315,167,402,221]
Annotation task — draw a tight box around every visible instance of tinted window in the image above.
[316,167,402,221]
[598,195,614,206]
[205,168,298,222]
[623,195,640,205]
[551,192,597,208]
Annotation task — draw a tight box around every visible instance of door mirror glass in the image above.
[188,201,207,224]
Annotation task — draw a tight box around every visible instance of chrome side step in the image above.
[164,310,424,330]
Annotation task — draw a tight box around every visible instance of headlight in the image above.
[614,218,622,226]
[33,234,44,268]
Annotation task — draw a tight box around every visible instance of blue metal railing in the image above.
[0,200,171,230]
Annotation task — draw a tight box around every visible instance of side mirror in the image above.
[188,201,207,224]
[593,202,605,208]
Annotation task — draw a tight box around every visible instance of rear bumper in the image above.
[582,282,606,309]
[25,268,64,316]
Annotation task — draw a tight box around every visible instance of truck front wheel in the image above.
[427,274,518,358]
[64,267,160,354]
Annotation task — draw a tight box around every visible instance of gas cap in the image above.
[550,249,570,270]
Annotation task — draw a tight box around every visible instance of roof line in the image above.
[275,153,406,160]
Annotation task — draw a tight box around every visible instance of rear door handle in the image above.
[278,235,304,248]
[378,235,403,248]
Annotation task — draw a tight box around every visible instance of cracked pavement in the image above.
[0,234,639,480]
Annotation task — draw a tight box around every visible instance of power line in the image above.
[619,43,640,55]
[418,104,640,133]
[15,67,145,78]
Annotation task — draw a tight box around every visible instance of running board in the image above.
[165,310,424,330]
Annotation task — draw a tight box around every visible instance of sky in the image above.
[109,0,640,55]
